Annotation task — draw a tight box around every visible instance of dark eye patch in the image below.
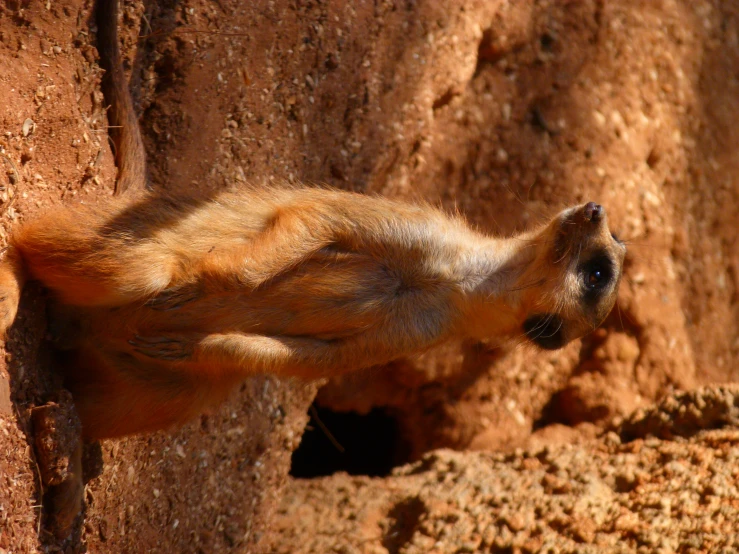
[579,252,614,302]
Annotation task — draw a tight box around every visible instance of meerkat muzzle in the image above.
[583,201,603,223]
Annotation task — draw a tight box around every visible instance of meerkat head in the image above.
[515,202,626,350]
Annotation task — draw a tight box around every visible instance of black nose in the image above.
[584,202,603,223]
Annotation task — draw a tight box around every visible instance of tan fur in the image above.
[0,188,624,438]
[0,0,625,440]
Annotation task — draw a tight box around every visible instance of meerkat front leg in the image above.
[129,306,451,380]
[129,332,412,380]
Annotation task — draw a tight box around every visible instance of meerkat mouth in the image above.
[523,313,565,350]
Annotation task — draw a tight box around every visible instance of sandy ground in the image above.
[268,387,739,553]
[0,0,737,552]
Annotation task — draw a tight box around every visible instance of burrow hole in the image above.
[290,402,406,478]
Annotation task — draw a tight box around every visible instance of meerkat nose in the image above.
[584,202,603,223]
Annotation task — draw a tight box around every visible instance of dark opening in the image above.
[290,403,402,478]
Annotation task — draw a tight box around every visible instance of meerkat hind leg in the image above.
[13,213,177,308]
[0,246,26,336]
[130,324,437,381]
[62,346,235,439]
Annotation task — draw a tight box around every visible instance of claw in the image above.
[132,348,190,361]
[129,335,192,360]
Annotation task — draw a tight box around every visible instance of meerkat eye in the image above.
[587,269,604,288]
[583,264,610,290]
[580,254,613,294]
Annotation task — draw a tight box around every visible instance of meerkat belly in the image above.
[203,254,400,337]
[242,255,402,337]
[86,249,409,346]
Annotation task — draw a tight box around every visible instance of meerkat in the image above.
[0,0,626,441]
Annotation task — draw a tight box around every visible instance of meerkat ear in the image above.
[0,246,26,337]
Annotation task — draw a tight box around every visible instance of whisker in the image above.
[553,243,571,265]
[616,302,625,333]
[503,277,556,294]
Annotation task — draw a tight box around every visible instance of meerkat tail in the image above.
[95,0,148,195]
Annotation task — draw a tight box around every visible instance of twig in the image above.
[309,404,345,454]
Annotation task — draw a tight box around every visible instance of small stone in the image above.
[22,118,35,137]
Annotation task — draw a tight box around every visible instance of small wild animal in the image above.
[0,0,625,442]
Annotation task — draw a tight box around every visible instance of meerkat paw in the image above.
[128,334,194,361]
[0,246,25,337]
